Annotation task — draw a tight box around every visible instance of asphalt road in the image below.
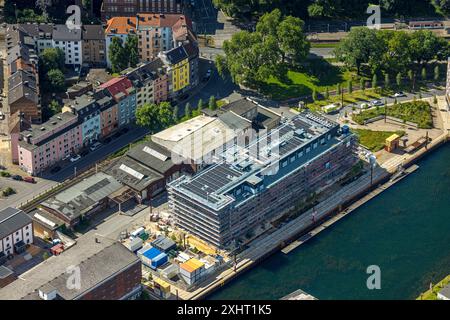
[0,125,149,209]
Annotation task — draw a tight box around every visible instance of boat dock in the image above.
[281,164,419,254]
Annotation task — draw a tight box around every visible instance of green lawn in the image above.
[261,60,358,101]
[352,100,433,129]
[352,129,405,152]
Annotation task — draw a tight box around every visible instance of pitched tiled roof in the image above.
[105,14,191,34]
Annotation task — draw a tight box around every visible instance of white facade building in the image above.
[52,25,83,65]
[0,208,33,256]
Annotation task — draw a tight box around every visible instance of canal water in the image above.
[209,144,450,300]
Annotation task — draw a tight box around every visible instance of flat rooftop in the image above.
[0,242,139,300]
[40,172,123,222]
[20,111,77,145]
[152,115,216,143]
[169,112,345,210]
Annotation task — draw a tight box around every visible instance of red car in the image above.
[23,176,36,183]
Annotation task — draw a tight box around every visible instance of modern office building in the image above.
[168,112,359,247]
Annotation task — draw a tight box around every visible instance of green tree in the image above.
[434,65,440,81]
[396,72,402,87]
[209,96,217,110]
[184,102,192,118]
[337,83,341,95]
[49,100,61,115]
[197,99,204,112]
[312,88,317,101]
[360,78,365,92]
[334,27,383,75]
[372,74,378,89]
[276,14,310,66]
[125,35,139,68]
[384,73,390,89]
[47,69,66,92]
[421,67,427,81]
[324,87,329,100]
[173,105,179,122]
[347,80,353,94]
[135,102,174,132]
[39,48,65,73]
[409,30,444,66]
[109,37,127,73]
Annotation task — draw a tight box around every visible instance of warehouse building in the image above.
[168,112,358,247]
[0,241,142,300]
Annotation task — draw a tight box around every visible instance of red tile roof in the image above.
[99,76,133,101]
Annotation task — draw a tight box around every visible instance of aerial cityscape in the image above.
[1,0,450,308]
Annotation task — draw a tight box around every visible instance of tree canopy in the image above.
[216,9,310,89]
[335,28,449,75]
[109,36,139,73]
[135,102,175,133]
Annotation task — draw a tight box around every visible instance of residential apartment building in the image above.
[101,0,183,21]
[159,44,189,95]
[5,27,42,124]
[0,242,142,300]
[17,112,82,175]
[105,14,194,67]
[168,112,359,247]
[82,25,107,66]
[52,25,83,65]
[95,90,119,137]
[8,68,42,124]
[99,77,137,127]
[63,95,101,146]
[0,208,33,261]
[124,58,169,107]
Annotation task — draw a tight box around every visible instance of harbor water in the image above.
[209,143,450,300]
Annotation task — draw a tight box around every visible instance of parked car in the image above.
[121,127,129,134]
[104,137,112,144]
[89,142,102,152]
[370,100,383,106]
[69,154,81,163]
[50,166,62,174]
[80,149,90,157]
[359,103,370,109]
[393,92,406,98]
[11,175,22,181]
[23,176,36,183]
[113,131,122,139]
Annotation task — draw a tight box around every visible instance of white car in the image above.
[62,153,71,161]
[370,100,383,106]
[89,142,102,152]
[360,103,370,109]
[69,155,81,163]
[393,92,406,98]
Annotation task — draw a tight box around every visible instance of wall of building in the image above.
[19,125,83,175]
[101,104,119,137]
[169,135,358,247]
[0,222,33,255]
[78,260,142,300]
[52,40,83,65]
